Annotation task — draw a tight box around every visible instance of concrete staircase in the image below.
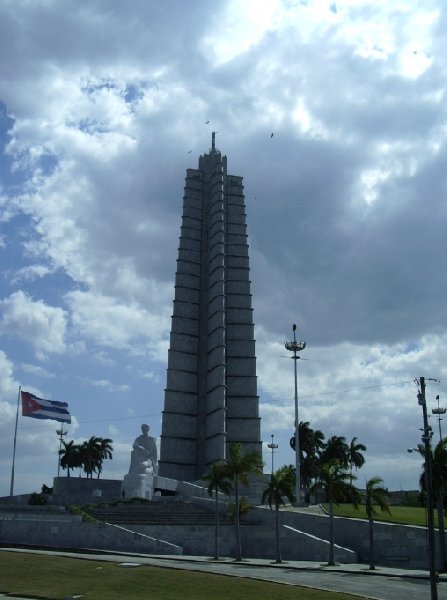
[85,500,231,526]
[0,503,182,555]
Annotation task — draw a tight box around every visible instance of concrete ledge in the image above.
[154,476,178,494]
[177,481,209,499]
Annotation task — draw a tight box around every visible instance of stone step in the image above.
[85,501,232,526]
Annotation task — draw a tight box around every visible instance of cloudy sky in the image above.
[1,0,446,496]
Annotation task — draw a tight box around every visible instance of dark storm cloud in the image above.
[247,134,447,347]
[0,0,222,69]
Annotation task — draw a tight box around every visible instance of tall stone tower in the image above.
[159,134,262,481]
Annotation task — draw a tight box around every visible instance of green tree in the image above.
[347,437,366,484]
[290,421,325,493]
[300,422,325,458]
[59,440,81,477]
[319,435,349,468]
[311,459,360,566]
[225,443,263,561]
[364,476,390,570]
[80,436,102,478]
[202,462,233,560]
[419,437,447,571]
[96,438,114,478]
[262,465,295,563]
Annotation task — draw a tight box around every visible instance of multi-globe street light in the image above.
[56,427,68,477]
[285,324,306,506]
[431,394,446,442]
[267,434,278,475]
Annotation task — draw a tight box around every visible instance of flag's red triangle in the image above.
[21,392,42,416]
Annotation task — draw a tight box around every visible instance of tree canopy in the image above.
[59,436,113,478]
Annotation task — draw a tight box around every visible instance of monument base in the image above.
[121,474,183,500]
[122,472,155,500]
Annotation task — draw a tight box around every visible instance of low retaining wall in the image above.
[0,509,181,555]
[124,522,356,562]
[247,506,443,569]
[1,498,443,568]
[0,504,354,562]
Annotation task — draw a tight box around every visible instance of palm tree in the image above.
[225,443,263,561]
[80,436,102,478]
[419,437,447,571]
[319,435,349,468]
[347,437,366,484]
[262,465,295,563]
[432,438,447,571]
[301,422,325,456]
[290,422,325,494]
[96,438,114,478]
[299,421,324,496]
[59,440,81,477]
[290,421,325,460]
[202,462,233,560]
[310,459,360,566]
[364,476,390,570]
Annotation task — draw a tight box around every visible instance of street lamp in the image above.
[56,427,68,477]
[267,434,278,475]
[285,323,306,506]
[432,395,446,442]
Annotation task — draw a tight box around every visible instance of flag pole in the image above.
[10,386,21,496]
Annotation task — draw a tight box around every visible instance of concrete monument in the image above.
[159,133,262,482]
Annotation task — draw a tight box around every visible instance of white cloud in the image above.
[0,351,19,423]
[11,264,53,284]
[0,291,67,357]
[21,363,55,378]
[66,289,169,353]
[80,376,130,393]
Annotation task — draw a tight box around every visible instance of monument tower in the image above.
[159,134,262,481]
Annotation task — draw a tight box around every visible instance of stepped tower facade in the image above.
[159,134,262,481]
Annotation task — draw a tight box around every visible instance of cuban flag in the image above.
[21,390,71,424]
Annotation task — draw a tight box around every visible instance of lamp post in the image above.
[285,324,306,506]
[267,434,278,475]
[56,427,68,477]
[417,377,438,600]
[432,395,446,442]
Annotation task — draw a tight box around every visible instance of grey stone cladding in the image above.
[159,140,262,481]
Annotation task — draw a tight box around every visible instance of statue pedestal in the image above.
[122,472,155,500]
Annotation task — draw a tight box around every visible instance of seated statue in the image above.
[129,423,158,476]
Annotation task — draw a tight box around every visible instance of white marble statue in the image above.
[122,423,158,499]
[129,423,158,475]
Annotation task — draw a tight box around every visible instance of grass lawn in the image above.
[0,551,362,600]
[324,504,434,527]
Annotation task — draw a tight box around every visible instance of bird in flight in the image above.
[188,150,192,153]
[205,120,210,124]
[271,132,274,138]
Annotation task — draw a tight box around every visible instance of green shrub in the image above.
[28,493,47,506]
[227,497,252,519]
[68,505,99,523]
